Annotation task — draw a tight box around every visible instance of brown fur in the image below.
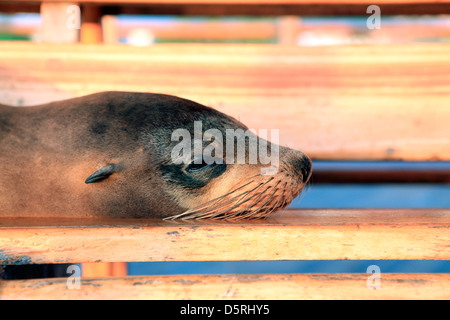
[0,92,311,219]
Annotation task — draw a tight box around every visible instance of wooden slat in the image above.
[81,262,127,277]
[0,209,449,264]
[40,2,79,43]
[3,17,449,44]
[2,0,450,16]
[4,0,448,4]
[80,4,102,44]
[101,16,279,43]
[1,273,449,300]
[312,168,450,183]
[7,0,446,3]
[1,42,449,161]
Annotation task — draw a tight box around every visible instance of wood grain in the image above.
[81,262,127,277]
[313,168,450,183]
[40,2,79,43]
[0,209,448,264]
[2,1,450,15]
[0,42,449,161]
[1,273,449,300]
[4,0,450,5]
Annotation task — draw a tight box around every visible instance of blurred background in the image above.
[0,7,449,276]
[1,13,450,45]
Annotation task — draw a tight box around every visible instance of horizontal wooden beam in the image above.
[1,0,450,15]
[312,168,450,183]
[7,0,446,3]
[1,42,449,161]
[1,273,449,299]
[0,209,448,264]
[5,16,448,44]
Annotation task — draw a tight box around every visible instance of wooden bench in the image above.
[1,210,449,299]
[0,0,449,300]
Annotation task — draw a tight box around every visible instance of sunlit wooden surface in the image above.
[1,273,449,300]
[1,42,449,161]
[1,209,449,264]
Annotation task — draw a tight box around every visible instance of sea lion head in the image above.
[81,92,312,219]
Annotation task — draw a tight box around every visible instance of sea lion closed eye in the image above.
[0,91,311,220]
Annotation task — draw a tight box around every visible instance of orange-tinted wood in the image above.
[80,5,102,44]
[101,16,278,43]
[0,42,449,161]
[0,209,449,264]
[40,2,79,43]
[82,262,127,277]
[1,0,449,16]
[80,23,102,44]
[6,16,449,44]
[4,0,450,4]
[1,273,449,300]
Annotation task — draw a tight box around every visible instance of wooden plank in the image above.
[40,2,79,43]
[312,168,450,183]
[7,0,446,3]
[1,273,449,299]
[0,209,448,264]
[1,42,449,161]
[4,0,448,4]
[3,16,449,44]
[101,15,279,43]
[277,16,299,45]
[2,0,450,16]
[109,17,450,44]
[82,262,127,277]
[80,4,102,44]
[3,0,449,5]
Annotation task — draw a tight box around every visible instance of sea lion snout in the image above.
[288,152,312,183]
[277,147,312,184]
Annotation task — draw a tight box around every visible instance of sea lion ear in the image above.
[85,164,120,184]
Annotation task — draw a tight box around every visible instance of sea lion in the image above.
[0,92,311,220]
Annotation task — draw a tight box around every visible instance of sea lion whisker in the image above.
[223,178,276,211]
[163,179,257,220]
[191,184,269,220]
[189,177,276,221]
[167,175,277,220]
[294,182,308,205]
[215,188,263,213]
[256,181,287,219]
[193,179,256,209]
[224,186,275,220]
[192,187,252,214]
[183,191,253,220]
[221,178,281,220]
[251,184,285,220]
[264,182,288,218]
[230,180,282,220]
[184,180,269,219]
[281,184,291,209]
[238,185,274,212]
[287,183,298,206]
